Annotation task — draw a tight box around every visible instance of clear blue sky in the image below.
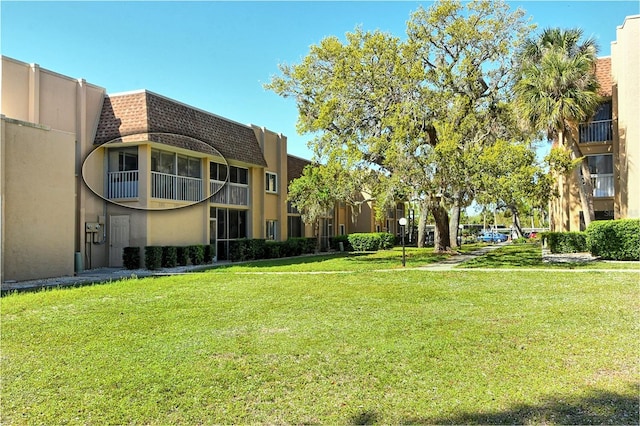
[2,1,638,160]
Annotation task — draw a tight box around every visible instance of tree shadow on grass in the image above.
[404,385,639,425]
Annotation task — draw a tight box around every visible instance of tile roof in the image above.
[287,155,311,183]
[595,57,612,97]
[94,90,267,167]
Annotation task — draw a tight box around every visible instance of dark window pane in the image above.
[230,166,238,183]
[238,210,247,239]
[217,208,227,239]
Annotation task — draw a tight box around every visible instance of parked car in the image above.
[477,231,508,243]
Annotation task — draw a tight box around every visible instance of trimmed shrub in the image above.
[348,233,382,252]
[249,239,267,260]
[188,245,205,266]
[123,247,140,270]
[177,246,190,266]
[203,244,215,263]
[377,232,395,250]
[144,246,162,270]
[541,232,587,254]
[586,219,640,260]
[162,246,178,268]
[265,241,285,259]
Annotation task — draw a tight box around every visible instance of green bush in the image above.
[162,246,178,268]
[123,247,140,270]
[586,219,640,261]
[541,232,587,254]
[348,233,382,251]
[203,244,215,263]
[144,246,162,270]
[377,232,395,250]
[188,245,205,266]
[177,247,190,266]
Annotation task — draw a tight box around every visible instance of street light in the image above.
[399,217,407,267]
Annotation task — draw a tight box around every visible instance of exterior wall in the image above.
[1,118,76,281]
[612,15,640,218]
[1,56,106,281]
[253,126,288,240]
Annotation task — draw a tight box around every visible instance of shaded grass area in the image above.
[2,270,638,424]
[459,242,640,269]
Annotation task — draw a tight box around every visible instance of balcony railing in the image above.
[591,173,614,198]
[579,119,612,143]
[152,172,203,202]
[210,180,249,206]
[107,170,139,199]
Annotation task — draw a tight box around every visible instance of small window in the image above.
[266,172,278,193]
[339,224,345,236]
[266,220,278,240]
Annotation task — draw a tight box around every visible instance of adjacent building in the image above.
[550,15,639,231]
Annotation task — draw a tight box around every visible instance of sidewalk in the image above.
[417,242,507,270]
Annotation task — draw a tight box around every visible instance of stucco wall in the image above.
[612,15,640,218]
[1,119,76,281]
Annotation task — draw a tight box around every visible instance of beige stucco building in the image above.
[550,15,639,231]
[0,56,297,282]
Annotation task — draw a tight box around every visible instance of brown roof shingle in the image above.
[595,57,612,97]
[94,90,267,167]
[287,155,311,183]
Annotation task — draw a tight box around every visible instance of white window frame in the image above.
[266,220,278,241]
[266,172,278,193]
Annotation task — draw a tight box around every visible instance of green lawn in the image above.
[460,241,640,270]
[2,261,638,424]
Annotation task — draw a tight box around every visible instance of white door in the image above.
[110,215,130,267]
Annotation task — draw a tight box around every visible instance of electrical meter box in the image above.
[85,222,101,233]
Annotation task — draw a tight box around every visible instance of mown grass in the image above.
[2,267,638,424]
[460,241,640,270]
[208,243,487,273]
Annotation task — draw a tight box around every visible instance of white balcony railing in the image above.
[579,119,613,143]
[152,172,203,202]
[107,170,139,199]
[210,180,249,206]
[592,173,614,198]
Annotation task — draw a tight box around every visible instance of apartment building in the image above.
[550,15,639,231]
[1,56,292,281]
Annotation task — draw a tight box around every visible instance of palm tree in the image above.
[514,28,601,229]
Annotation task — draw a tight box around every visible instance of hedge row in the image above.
[123,244,215,270]
[542,219,640,261]
[540,232,587,254]
[229,238,318,262]
[348,233,395,252]
[585,219,640,261]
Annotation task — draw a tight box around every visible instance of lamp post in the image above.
[399,217,407,267]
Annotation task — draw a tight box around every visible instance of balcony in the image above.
[107,170,139,199]
[210,180,249,206]
[579,119,612,143]
[152,172,203,202]
[591,174,614,198]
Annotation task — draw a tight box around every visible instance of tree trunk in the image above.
[417,199,429,248]
[449,196,462,248]
[432,204,451,253]
[565,130,595,228]
[509,205,525,238]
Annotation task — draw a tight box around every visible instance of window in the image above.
[213,208,248,260]
[151,149,202,201]
[107,148,139,199]
[288,216,303,238]
[210,163,249,206]
[266,172,278,193]
[339,224,345,236]
[579,101,613,143]
[586,154,614,197]
[266,220,278,240]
